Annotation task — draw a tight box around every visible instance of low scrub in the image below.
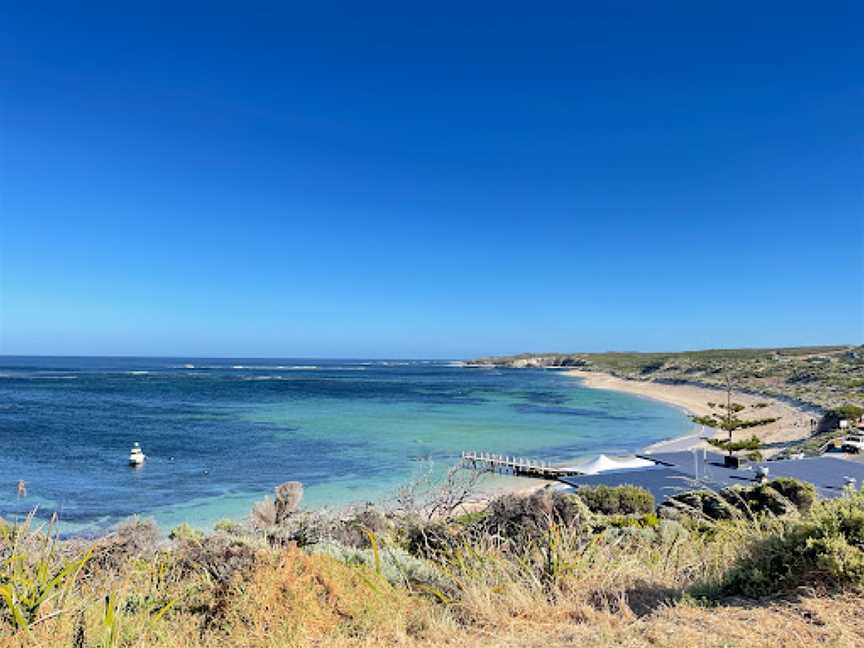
[575,484,655,515]
[3,478,864,646]
[659,478,817,521]
[707,491,864,598]
[478,488,594,547]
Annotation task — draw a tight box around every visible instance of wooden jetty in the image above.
[460,451,582,479]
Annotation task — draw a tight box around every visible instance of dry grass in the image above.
[4,489,864,647]
[217,549,423,646]
[446,593,864,648]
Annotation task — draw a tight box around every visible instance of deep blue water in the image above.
[0,357,692,533]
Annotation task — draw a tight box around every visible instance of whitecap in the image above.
[241,375,293,381]
[227,365,320,370]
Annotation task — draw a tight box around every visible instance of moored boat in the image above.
[128,442,146,466]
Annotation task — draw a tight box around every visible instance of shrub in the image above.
[403,520,464,558]
[834,404,864,421]
[0,522,92,631]
[766,477,817,514]
[721,479,816,518]
[249,481,305,530]
[214,519,243,535]
[576,485,655,515]
[603,513,659,529]
[721,484,798,518]
[330,507,392,549]
[307,540,453,591]
[169,522,204,543]
[818,406,864,433]
[88,516,162,573]
[658,490,738,521]
[480,489,593,547]
[712,492,864,598]
[262,506,395,550]
[451,510,487,526]
[660,480,817,522]
[600,524,657,544]
[173,531,265,584]
[657,518,689,544]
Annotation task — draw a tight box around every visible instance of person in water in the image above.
[17,480,27,498]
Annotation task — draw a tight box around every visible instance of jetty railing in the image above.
[460,451,582,479]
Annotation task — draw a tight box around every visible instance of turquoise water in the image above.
[0,357,692,533]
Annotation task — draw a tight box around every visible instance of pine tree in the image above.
[692,369,779,458]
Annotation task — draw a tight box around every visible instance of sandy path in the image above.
[566,370,820,456]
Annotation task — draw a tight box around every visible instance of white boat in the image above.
[128,442,146,466]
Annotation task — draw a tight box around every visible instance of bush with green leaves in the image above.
[834,404,864,421]
[659,479,817,522]
[658,489,739,521]
[479,489,594,548]
[765,477,817,513]
[403,519,465,559]
[721,483,799,518]
[169,522,204,543]
[0,522,92,632]
[712,491,864,598]
[603,512,659,529]
[575,484,655,515]
[307,539,453,592]
[213,519,244,535]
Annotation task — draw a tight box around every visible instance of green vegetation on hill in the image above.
[471,345,864,412]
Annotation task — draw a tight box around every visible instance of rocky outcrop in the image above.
[473,355,591,369]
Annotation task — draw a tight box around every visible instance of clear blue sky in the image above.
[1,2,861,358]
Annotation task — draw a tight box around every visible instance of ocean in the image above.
[0,357,692,533]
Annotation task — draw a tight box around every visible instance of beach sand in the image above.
[456,369,824,509]
[566,370,820,457]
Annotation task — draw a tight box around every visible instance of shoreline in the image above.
[565,369,820,457]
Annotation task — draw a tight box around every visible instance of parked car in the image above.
[841,433,864,454]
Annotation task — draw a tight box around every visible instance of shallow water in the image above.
[0,357,691,533]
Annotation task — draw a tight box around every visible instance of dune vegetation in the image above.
[472,345,864,413]
[3,472,864,647]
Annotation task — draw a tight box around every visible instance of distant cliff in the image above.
[467,353,591,369]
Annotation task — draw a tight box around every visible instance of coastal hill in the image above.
[468,345,864,413]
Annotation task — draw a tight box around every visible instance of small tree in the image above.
[691,369,779,457]
[392,460,490,520]
[834,404,864,422]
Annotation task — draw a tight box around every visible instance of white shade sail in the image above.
[568,454,655,475]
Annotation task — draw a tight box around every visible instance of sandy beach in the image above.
[443,368,827,511]
[566,370,820,457]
